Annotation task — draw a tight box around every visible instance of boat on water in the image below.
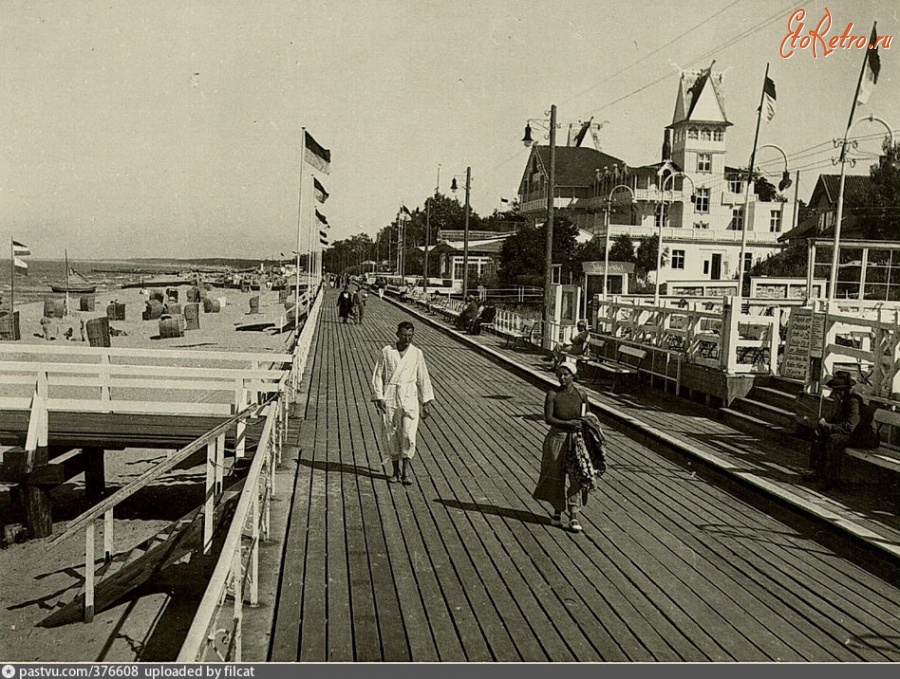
[50,267,96,294]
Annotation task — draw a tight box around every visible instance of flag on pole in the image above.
[399,205,412,221]
[13,240,31,256]
[14,257,28,275]
[315,209,329,226]
[762,76,777,121]
[313,177,329,203]
[857,25,881,106]
[319,230,329,246]
[573,118,593,147]
[304,131,331,175]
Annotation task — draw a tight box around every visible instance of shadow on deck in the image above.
[267,289,900,663]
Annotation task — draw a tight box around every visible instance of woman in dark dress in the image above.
[336,286,354,323]
[533,360,590,532]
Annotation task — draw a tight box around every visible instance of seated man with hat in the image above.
[806,370,880,490]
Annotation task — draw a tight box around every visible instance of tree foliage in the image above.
[846,140,900,240]
[496,215,579,286]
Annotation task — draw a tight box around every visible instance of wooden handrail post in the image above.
[103,509,114,564]
[204,439,215,555]
[234,379,247,458]
[84,521,95,622]
[232,546,243,661]
[250,493,260,607]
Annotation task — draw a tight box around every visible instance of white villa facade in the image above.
[517,66,795,286]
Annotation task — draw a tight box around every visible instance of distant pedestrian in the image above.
[533,360,605,533]
[372,321,434,486]
[337,286,354,323]
[353,286,367,325]
[805,371,879,490]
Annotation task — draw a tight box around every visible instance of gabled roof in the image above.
[671,67,731,127]
[518,146,627,194]
[779,213,870,243]
[808,174,872,207]
[630,160,683,174]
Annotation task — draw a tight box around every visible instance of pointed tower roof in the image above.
[670,64,732,127]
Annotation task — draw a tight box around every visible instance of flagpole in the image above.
[65,249,71,316]
[307,173,313,299]
[737,63,769,303]
[296,127,306,332]
[9,237,14,313]
[829,22,876,300]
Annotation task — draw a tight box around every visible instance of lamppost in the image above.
[522,104,558,349]
[829,114,894,300]
[736,144,793,300]
[450,167,472,299]
[655,171,695,306]
[602,184,635,300]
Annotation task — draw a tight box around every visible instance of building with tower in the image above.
[516,65,795,289]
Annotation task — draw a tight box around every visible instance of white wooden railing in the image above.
[811,300,900,399]
[176,286,323,662]
[593,296,782,375]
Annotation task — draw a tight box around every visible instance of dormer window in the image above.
[688,128,699,140]
[713,129,724,142]
[700,128,711,141]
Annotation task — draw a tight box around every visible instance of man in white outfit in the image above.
[372,321,434,485]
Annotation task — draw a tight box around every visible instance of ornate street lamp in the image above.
[450,167,472,299]
[829,114,894,299]
[656,172,696,306]
[602,184,635,300]
[521,105,559,349]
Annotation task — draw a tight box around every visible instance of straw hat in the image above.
[826,370,855,389]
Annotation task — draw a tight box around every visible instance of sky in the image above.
[2,0,898,260]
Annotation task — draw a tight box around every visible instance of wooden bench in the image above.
[579,344,647,393]
[845,408,900,476]
[504,323,539,350]
[427,296,450,316]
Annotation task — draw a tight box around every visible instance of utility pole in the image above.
[543,104,557,350]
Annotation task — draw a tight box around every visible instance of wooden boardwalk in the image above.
[270,290,900,662]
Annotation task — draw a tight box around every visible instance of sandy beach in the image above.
[0,281,300,661]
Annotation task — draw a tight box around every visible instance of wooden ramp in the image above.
[270,290,900,662]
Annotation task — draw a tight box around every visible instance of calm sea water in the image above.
[0,259,196,305]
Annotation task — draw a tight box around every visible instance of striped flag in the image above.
[13,239,31,275]
[857,24,881,106]
[313,177,329,203]
[762,76,776,122]
[315,209,329,226]
[304,131,331,175]
[319,230,329,246]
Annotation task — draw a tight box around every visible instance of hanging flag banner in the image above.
[762,76,777,121]
[399,205,412,221]
[319,230,328,240]
[14,257,28,275]
[13,240,31,256]
[574,118,593,147]
[315,209,329,226]
[304,131,331,175]
[857,24,881,106]
[313,177,329,203]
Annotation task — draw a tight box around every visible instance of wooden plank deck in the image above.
[270,290,900,662]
